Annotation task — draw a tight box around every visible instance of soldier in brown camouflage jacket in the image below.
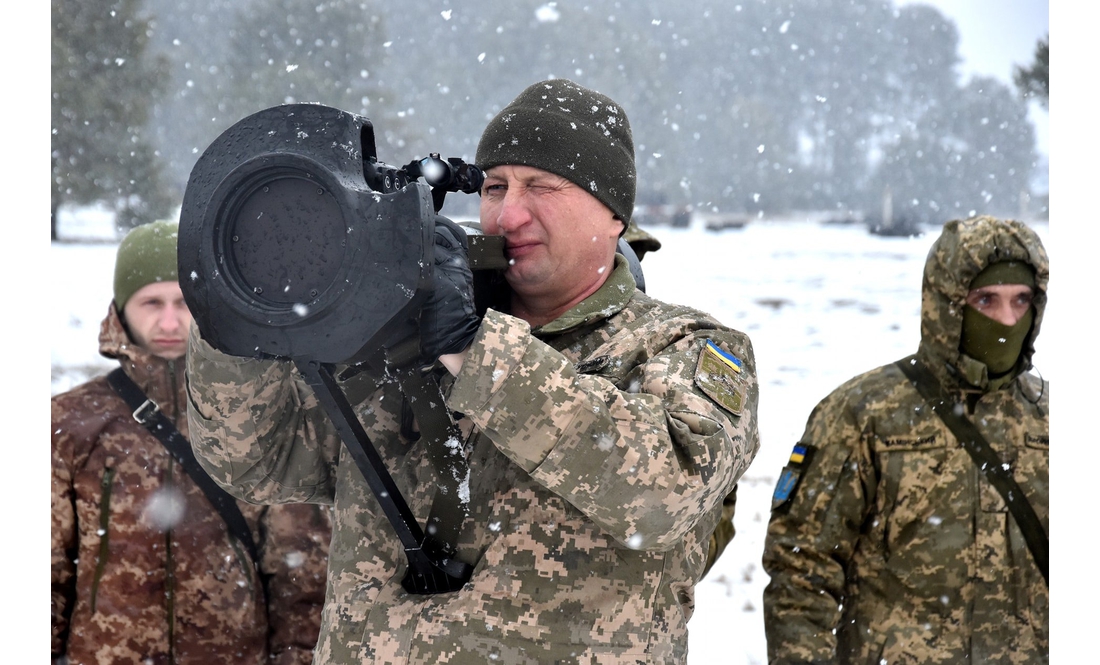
[762,216,1049,664]
[52,221,332,665]
[186,79,760,663]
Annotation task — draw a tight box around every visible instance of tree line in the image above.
[51,0,1049,238]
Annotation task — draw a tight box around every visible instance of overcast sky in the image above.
[901,0,1047,84]
[899,0,1049,154]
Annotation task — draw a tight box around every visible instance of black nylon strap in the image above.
[895,357,1048,585]
[106,368,260,565]
[393,367,471,565]
[295,359,472,593]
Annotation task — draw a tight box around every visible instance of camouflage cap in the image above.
[114,220,180,310]
[623,221,662,260]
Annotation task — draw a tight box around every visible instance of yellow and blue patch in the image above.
[771,443,816,512]
[705,340,742,373]
[694,340,747,416]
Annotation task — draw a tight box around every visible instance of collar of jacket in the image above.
[531,254,636,336]
[97,301,186,422]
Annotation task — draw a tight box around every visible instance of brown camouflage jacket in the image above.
[187,256,760,664]
[762,216,1049,665]
[52,304,332,665]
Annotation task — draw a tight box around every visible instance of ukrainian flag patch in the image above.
[771,443,816,512]
[705,340,742,373]
[694,340,747,416]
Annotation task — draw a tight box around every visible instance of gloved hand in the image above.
[419,216,481,361]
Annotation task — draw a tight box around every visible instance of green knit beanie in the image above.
[970,260,1035,289]
[476,78,636,223]
[113,220,180,311]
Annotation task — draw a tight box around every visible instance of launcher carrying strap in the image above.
[895,357,1048,585]
[106,368,260,566]
[294,359,473,595]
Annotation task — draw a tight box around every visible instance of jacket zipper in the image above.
[161,361,180,664]
[89,466,115,613]
[166,456,177,665]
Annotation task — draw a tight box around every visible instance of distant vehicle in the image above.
[867,213,923,237]
[702,213,750,232]
[633,203,692,228]
[867,186,922,237]
[818,212,864,226]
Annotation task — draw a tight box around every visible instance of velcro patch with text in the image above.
[694,340,746,416]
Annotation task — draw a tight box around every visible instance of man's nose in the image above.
[991,302,1022,327]
[160,307,185,331]
[495,191,532,233]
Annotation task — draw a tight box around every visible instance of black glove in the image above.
[419,216,482,360]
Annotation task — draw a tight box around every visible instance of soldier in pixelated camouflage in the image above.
[186,78,760,664]
[52,220,332,665]
[762,216,1049,664]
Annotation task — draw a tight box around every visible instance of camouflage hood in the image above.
[99,301,152,364]
[917,216,1049,390]
[97,302,186,413]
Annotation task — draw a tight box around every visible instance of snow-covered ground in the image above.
[50,207,1052,663]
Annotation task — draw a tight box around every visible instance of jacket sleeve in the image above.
[185,321,341,505]
[50,399,77,658]
[445,308,759,551]
[259,503,333,665]
[702,485,738,578]
[761,389,874,665]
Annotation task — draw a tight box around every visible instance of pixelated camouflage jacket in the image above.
[187,255,760,664]
[762,216,1049,665]
[52,303,332,665]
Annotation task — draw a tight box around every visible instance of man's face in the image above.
[964,283,1034,326]
[479,165,624,302]
[122,281,192,360]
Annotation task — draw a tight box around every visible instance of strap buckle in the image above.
[132,399,160,425]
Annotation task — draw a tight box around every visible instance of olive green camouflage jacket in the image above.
[762,216,1049,665]
[52,304,332,665]
[187,256,760,664]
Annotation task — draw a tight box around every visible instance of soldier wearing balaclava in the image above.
[763,215,1049,664]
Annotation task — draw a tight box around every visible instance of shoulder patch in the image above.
[694,340,746,416]
[771,443,816,512]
